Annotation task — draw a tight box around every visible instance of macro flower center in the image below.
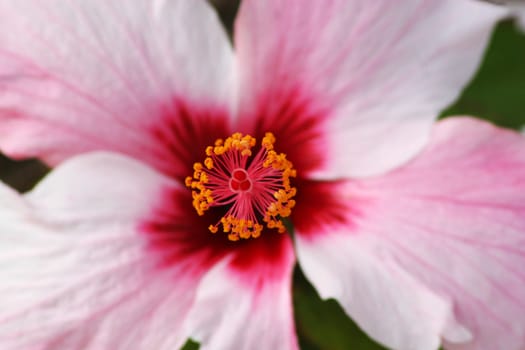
[229,168,252,192]
[185,132,297,241]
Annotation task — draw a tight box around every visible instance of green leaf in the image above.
[443,20,525,129]
[180,338,200,350]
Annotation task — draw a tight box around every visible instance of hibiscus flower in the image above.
[0,0,522,349]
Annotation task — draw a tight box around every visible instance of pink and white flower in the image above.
[0,0,522,349]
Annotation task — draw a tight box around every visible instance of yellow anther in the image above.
[204,157,214,170]
[262,132,276,150]
[260,136,296,235]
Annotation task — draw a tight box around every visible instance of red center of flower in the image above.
[229,168,252,192]
[185,132,297,241]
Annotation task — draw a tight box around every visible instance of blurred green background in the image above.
[1,1,524,349]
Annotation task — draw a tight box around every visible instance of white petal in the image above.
[0,0,234,169]
[296,118,525,349]
[0,153,197,349]
[184,242,298,350]
[235,0,505,178]
[297,228,464,350]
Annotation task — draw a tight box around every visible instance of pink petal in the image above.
[234,0,505,178]
[295,118,525,350]
[141,174,299,349]
[0,153,201,349]
[183,238,298,350]
[0,0,234,176]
